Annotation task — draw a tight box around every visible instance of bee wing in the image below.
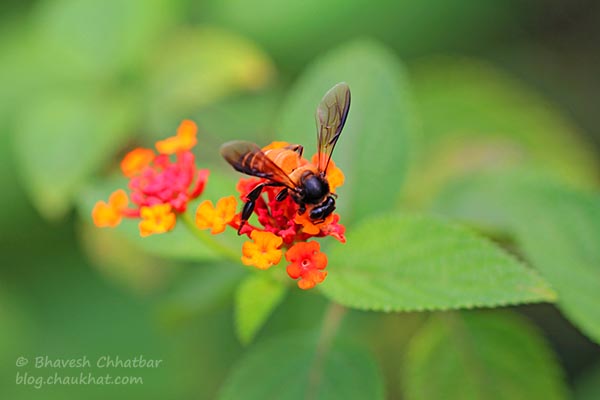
[220,141,296,188]
[315,82,351,172]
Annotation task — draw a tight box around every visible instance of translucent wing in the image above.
[220,141,296,188]
[315,82,351,172]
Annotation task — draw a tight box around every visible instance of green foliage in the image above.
[159,263,246,323]
[321,213,555,311]
[402,311,568,400]
[431,173,600,344]
[205,0,516,69]
[235,275,287,345]
[405,58,599,207]
[3,1,599,398]
[78,222,176,294]
[575,363,600,400]
[14,92,138,220]
[32,0,178,80]
[218,333,385,400]
[5,1,276,221]
[144,27,276,132]
[278,40,414,223]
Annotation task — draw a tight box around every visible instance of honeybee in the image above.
[220,82,351,234]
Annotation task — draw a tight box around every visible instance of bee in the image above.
[220,82,351,234]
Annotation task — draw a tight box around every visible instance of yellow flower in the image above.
[120,148,155,177]
[92,190,129,227]
[138,204,176,237]
[155,120,197,154]
[195,196,237,234]
[241,231,283,270]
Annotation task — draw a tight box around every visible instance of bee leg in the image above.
[275,188,288,201]
[238,182,285,235]
[238,201,255,234]
[285,144,304,156]
[298,203,306,215]
[309,196,336,222]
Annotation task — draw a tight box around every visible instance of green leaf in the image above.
[14,91,137,220]
[235,275,287,345]
[144,27,275,132]
[575,363,600,400]
[320,213,555,311]
[510,184,600,344]
[219,333,385,400]
[431,172,600,344]
[402,311,568,400]
[78,222,175,294]
[405,58,599,206]
[119,218,221,261]
[206,0,517,69]
[32,0,178,80]
[277,40,414,223]
[159,263,246,323]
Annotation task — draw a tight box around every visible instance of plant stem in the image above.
[307,302,348,399]
[181,212,241,264]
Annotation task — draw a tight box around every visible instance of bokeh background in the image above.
[1,0,600,398]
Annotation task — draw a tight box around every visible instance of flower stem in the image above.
[181,212,241,264]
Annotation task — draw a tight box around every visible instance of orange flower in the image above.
[195,196,237,234]
[241,231,283,270]
[285,241,328,290]
[311,155,344,192]
[155,120,197,154]
[120,148,155,177]
[294,212,334,235]
[139,204,176,237]
[92,190,129,227]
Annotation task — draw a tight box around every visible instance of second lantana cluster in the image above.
[92,120,209,236]
[195,142,346,290]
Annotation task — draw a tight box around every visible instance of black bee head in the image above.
[301,173,329,204]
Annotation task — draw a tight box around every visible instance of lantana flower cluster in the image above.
[92,126,346,290]
[92,120,209,236]
[195,141,346,290]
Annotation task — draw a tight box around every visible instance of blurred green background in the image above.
[1,0,600,398]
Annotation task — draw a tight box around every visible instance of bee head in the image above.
[301,173,329,205]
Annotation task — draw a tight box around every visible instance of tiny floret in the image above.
[195,196,238,234]
[155,120,198,154]
[121,148,155,177]
[139,204,176,237]
[92,190,129,227]
[285,241,328,290]
[241,230,283,270]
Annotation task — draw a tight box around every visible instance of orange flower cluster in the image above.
[195,142,346,289]
[92,120,209,236]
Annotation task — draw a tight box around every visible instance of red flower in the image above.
[128,151,209,213]
[285,241,328,290]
